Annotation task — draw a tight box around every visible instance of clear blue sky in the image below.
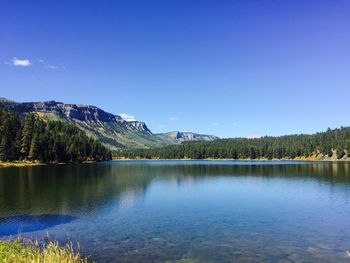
[1,0,349,138]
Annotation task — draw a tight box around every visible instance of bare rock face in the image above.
[163,131,219,142]
[0,98,218,149]
[58,103,120,123]
[0,100,150,133]
[126,121,151,133]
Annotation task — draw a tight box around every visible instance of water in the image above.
[1,160,350,262]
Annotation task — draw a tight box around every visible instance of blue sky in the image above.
[1,0,350,138]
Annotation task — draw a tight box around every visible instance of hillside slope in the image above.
[118,126,350,160]
[0,98,218,150]
[0,109,112,163]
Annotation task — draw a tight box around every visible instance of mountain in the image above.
[0,99,218,150]
[157,131,219,142]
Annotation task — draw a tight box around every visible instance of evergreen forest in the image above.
[117,127,350,160]
[0,109,112,163]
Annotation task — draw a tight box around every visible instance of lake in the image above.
[1,160,350,262]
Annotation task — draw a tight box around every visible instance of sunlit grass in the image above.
[0,238,92,263]
[0,161,43,167]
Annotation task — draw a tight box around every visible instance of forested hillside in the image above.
[117,127,350,160]
[0,98,217,150]
[0,109,112,163]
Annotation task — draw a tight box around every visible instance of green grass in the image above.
[0,238,92,263]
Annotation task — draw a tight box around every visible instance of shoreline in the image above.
[0,238,88,262]
[0,161,45,168]
[112,157,350,162]
[2,158,349,168]
[0,160,99,168]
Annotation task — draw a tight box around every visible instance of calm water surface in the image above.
[1,160,350,262]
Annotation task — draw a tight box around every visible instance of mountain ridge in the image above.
[157,131,219,142]
[0,98,218,150]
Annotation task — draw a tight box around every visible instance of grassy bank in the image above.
[0,239,92,263]
[0,161,45,168]
[0,160,98,168]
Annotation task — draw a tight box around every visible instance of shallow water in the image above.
[1,160,350,262]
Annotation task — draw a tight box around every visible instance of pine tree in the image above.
[0,119,15,161]
[336,148,345,159]
[29,133,39,161]
[14,128,22,160]
[0,136,8,161]
[0,109,111,163]
[20,114,35,159]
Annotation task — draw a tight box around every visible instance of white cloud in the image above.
[47,65,59,69]
[212,122,219,126]
[246,134,261,139]
[6,57,32,67]
[39,59,59,69]
[158,124,166,128]
[169,116,178,121]
[119,113,137,122]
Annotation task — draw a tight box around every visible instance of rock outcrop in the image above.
[0,99,218,149]
[159,131,219,142]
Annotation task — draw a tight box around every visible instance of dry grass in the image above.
[0,238,92,263]
[0,161,43,168]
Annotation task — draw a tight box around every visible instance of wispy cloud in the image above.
[169,116,178,121]
[119,113,137,122]
[232,122,238,127]
[158,124,166,128]
[39,59,59,69]
[4,57,64,70]
[5,57,32,67]
[246,134,261,139]
[212,122,219,126]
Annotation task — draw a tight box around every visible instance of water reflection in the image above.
[0,214,76,236]
[0,161,350,217]
[0,161,350,262]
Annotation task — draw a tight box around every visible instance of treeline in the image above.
[117,127,350,160]
[0,109,112,163]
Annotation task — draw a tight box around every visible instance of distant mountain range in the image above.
[157,131,218,142]
[0,98,218,150]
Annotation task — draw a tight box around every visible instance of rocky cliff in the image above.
[0,98,218,150]
[158,131,219,142]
